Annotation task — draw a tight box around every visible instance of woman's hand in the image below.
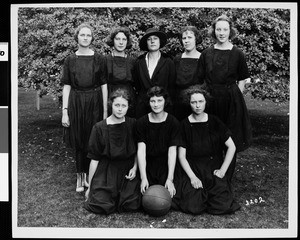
[62,112,70,127]
[190,176,203,189]
[165,179,176,198]
[140,178,149,194]
[85,188,90,201]
[125,167,136,180]
[213,169,225,178]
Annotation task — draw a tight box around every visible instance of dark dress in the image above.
[172,114,241,215]
[136,114,180,185]
[106,54,136,117]
[134,52,176,118]
[84,117,141,214]
[199,46,252,152]
[173,54,203,121]
[61,53,106,172]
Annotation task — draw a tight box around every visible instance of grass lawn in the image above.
[16,87,292,234]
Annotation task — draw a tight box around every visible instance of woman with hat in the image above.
[105,26,137,118]
[134,28,176,118]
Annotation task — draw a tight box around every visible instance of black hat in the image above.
[139,28,167,51]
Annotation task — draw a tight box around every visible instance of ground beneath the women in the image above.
[16,88,293,235]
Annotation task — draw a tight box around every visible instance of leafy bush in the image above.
[18,7,290,103]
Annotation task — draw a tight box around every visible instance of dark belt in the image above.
[73,86,101,93]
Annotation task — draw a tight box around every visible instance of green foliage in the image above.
[18,7,290,103]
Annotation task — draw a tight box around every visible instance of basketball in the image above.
[142,184,172,217]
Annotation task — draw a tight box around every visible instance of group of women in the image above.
[61,14,252,215]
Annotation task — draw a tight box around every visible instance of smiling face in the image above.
[77,27,93,47]
[215,20,230,44]
[149,95,165,114]
[190,93,206,115]
[182,30,196,52]
[147,35,160,52]
[114,32,128,52]
[111,96,129,119]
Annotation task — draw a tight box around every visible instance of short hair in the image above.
[108,88,132,109]
[106,26,132,49]
[74,23,94,43]
[179,25,202,46]
[146,86,171,107]
[209,15,237,41]
[182,84,212,107]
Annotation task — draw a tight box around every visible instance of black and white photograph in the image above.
[5,1,298,238]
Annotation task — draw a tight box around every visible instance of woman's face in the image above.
[182,30,196,52]
[190,93,206,115]
[147,35,160,52]
[215,20,230,44]
[77,27,93,47]
[149,95,165,114]
[112,96,128,119]
[114,32,127,52]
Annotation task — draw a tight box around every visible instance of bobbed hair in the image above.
[179,25,202,46]
[182,84,212,107]
[209,14,237,41]
[147,86,171,107]
[106,26,132,49]
[108,88,132,109]
[74,23,94,43]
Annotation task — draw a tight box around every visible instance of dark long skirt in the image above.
[63,88,103,172]
[172,157,241,215]
[84,158,141,215]
[207,84,252,152]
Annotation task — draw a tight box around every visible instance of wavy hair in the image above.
[108,88,132,109]
[181,84,212,107]
[147,86,171,107]
[74,23,94,43]
[208,15,237,41]
[106,26,132,49]
[179,25,202,46]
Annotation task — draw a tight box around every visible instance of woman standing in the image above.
[134,28,176,118]
[172,86,240,215]
[61,23,108,192]
[84,89,141,214]
[136,86,180,198]
[105,26,136,117]
[198,15,252,181]
[173,26,203,121]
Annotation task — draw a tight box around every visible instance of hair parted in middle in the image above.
[209,14,237,41]
[74,23,94,43]
[106,26,132,49]
[146,86,171,107]
[179,25,202,46]
[108,88,132,109]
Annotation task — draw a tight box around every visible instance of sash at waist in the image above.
[72,86,101,92]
